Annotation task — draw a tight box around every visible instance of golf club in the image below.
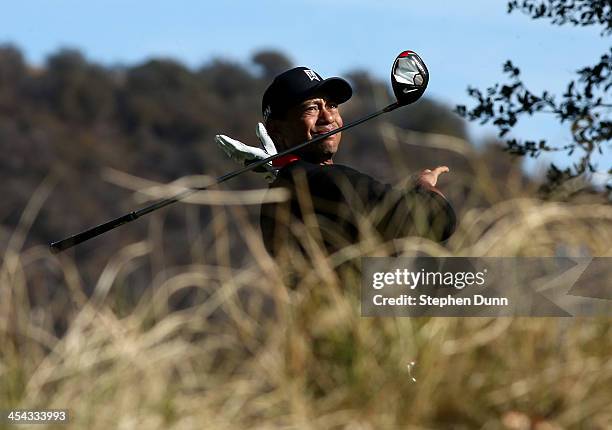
[49,50,429,253]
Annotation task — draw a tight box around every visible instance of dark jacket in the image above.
[260,160,456,256]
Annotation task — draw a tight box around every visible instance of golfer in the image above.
[217,66,456,256]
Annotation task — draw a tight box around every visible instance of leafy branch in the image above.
[456,1,611,193]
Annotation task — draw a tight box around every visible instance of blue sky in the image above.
[2,0,610,180]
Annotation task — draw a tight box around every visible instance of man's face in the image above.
[269,94,344,164]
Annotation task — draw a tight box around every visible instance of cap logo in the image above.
[304,69,320,81]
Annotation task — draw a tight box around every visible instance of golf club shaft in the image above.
[49,102,399,253]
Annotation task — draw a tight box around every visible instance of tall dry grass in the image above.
[1,130,611,429]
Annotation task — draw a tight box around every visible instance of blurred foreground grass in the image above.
[1,158,611,430]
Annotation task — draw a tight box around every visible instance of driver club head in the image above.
[391,51,429,106]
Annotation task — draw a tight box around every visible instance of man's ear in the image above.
[266,119,287,150]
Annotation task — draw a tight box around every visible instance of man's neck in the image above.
[286,150,334,165]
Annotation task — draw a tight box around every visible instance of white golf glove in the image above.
[215,123,279,183]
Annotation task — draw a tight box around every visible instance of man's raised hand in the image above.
[418,166,449,188]
[215,123,278,183]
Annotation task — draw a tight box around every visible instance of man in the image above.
[217,66,456,256]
